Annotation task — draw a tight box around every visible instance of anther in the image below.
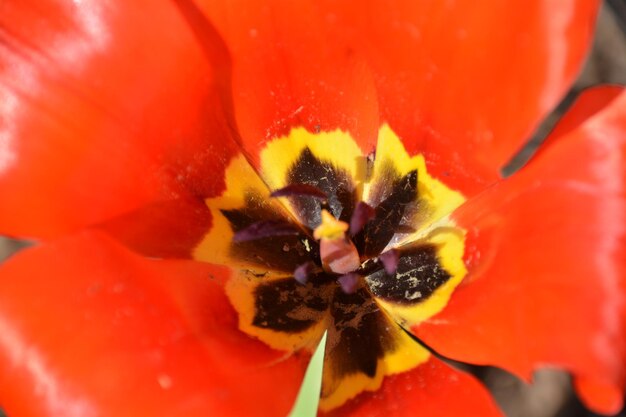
[294,261,315,285]
[233,220,300,243]
[270,183,327,199]
[349,201,375,236]
[337,273,360,294]
[379,249,399,275]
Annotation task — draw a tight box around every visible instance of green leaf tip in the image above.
[287,331,327,417]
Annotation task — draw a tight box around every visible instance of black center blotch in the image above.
[286,148,357,230]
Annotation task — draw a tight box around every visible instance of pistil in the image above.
[314,210,361,275]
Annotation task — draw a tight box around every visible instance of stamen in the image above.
[294,261,315,285]
[337,273,360,294]
[233,220,300,243]
[379,249,399,275]
[349,201,375,236]
[270,184,328,199]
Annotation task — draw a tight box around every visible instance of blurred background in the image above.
[0,2,625,417]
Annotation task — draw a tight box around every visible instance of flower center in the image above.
[313,209,361,276]
[194,125,468,410]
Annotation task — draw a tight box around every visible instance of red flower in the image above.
[0,1,624,416]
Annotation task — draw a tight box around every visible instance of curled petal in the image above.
[415,87,626,414]
[539,85,624,154]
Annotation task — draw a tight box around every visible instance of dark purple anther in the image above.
[294,262,315,285]
[349,201,375,235]
[379,249,399,275]
[233,220,300,243]
[337,273,360,294]
[270,184,328,199]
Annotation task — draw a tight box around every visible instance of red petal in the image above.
[0,0,238,238]
[415,88,626,414]
[198,0,381,161]
[540,85,624,153]
[324,357,502,417]
[0,232,306,417]
[202,0,598,195]
[322,0,599,194]
[575,377,624,415]
[97,197,212,259]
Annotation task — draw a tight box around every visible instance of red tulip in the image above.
[0,1,624,416]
